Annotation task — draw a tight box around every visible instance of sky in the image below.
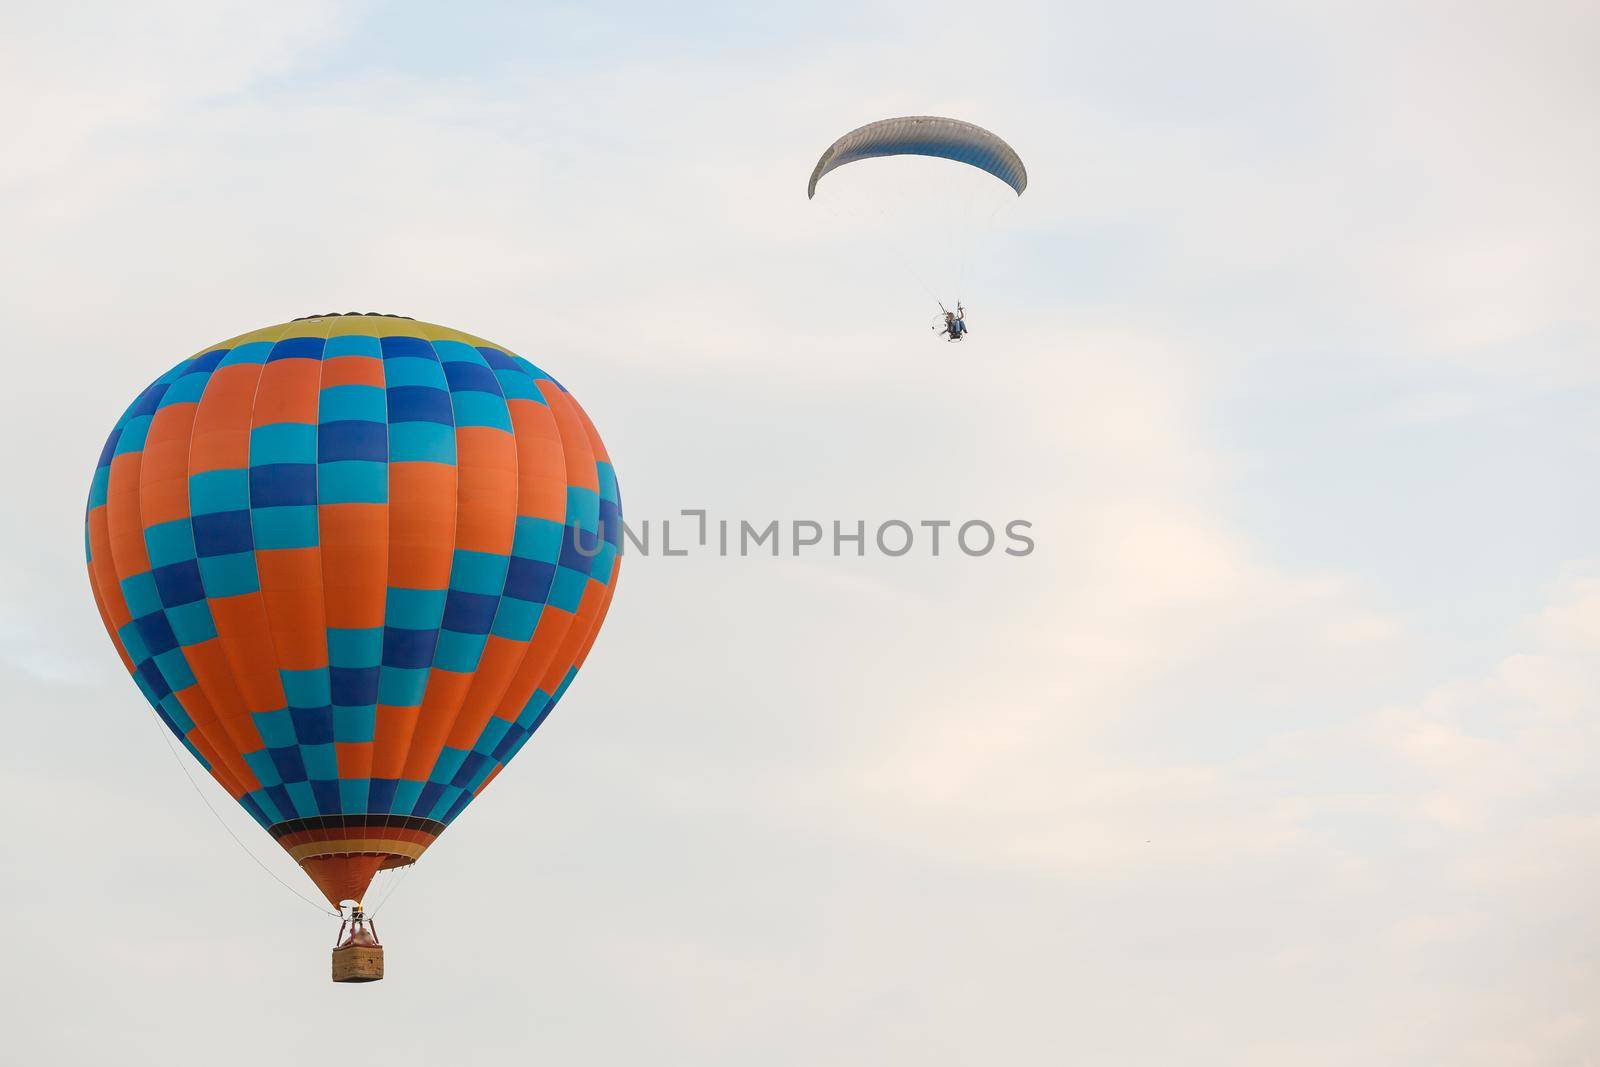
[1,0,1597,1063]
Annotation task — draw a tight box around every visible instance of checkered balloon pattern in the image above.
[84,314,622,906]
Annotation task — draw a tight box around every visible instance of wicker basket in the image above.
[331,944,385,983]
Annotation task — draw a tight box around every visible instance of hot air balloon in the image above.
[84,313,622,981]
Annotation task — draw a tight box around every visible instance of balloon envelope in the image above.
[85,314,622,906]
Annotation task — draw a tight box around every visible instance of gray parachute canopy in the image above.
[807,116,1028,199]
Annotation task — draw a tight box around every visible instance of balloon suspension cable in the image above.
[140,704,338,916]
[366,859,415,918]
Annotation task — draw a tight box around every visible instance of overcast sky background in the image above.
[2,1,1596,1064]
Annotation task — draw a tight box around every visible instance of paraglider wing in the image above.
[807,115,1028,199]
